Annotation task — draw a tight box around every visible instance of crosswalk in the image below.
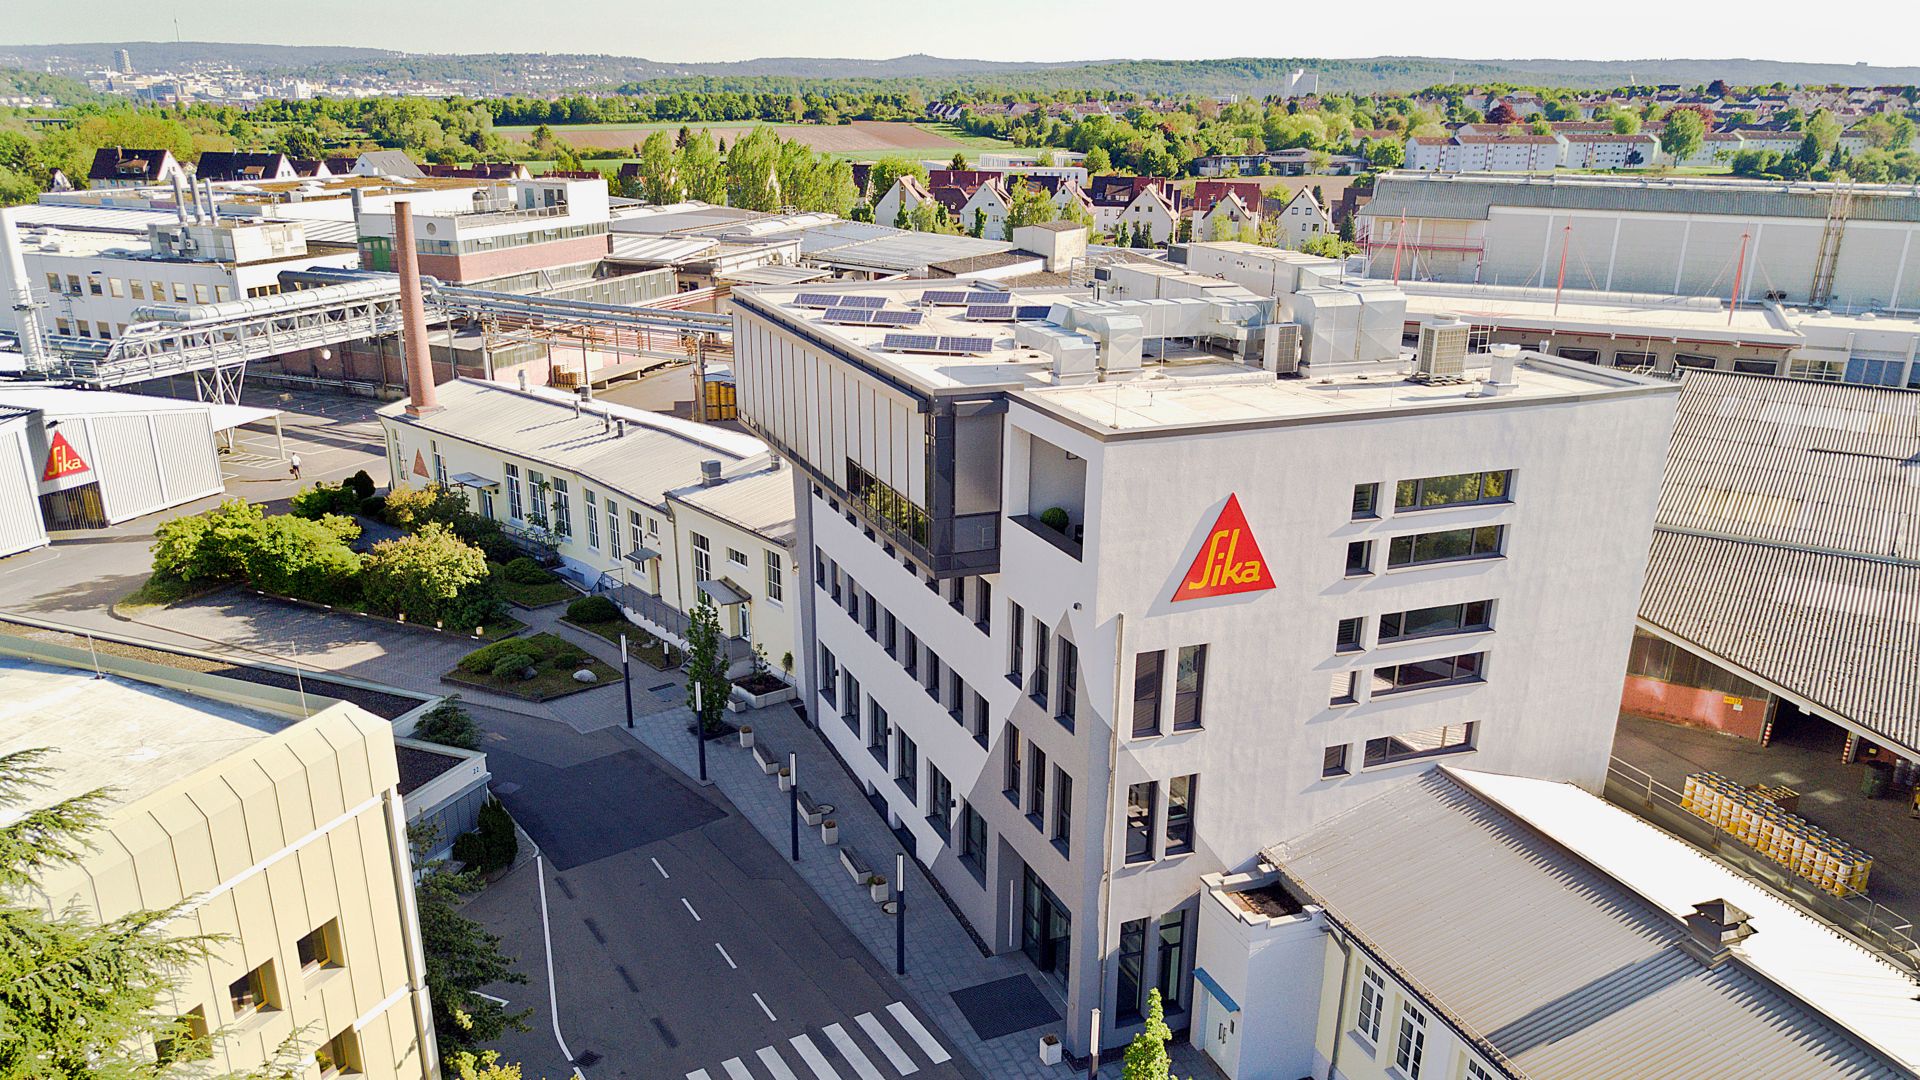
[686,1001,952,1080]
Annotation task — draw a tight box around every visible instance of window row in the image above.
[1346,525,1506,576]
[1116,910,1191,1023]
[1351,469,1512,520]
[1008,601,1081,730]
[1329,651,1488,706]
[1323,721,1479,778]
[1351,960,1496,1080]
[45,271,234,306]
[1003,722,1076,857]
[1124,775,1197,865]
[156,919,345,1066]
[1335,600,1494,653]
[1130,644,1207,738]
[821,565,991,744]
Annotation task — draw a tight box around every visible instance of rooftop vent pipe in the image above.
[170,171,191,225]
[701,460,723,487]
[1484,343,1521,396]
[393,201,439,417]
[1680,899,1755,968]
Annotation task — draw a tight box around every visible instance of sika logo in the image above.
[1175,494,1274,602]
[41,431,90,482]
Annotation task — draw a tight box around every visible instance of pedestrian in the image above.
[288,452,302,480]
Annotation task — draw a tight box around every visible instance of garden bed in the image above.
[562,617,680,670]
[490,560,577,608]
[444,632,619,701]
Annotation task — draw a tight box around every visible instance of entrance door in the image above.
[1193,989,1240,1073]
[737,603,752,641]
[1021,866,1071,988]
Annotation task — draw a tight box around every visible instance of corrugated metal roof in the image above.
[378,379,764,508]
[672,466,795,545]
[1363,173,1920,225]
[1643,371,1920,749]
[1268,769,1920,1080]
[608,234,720,264]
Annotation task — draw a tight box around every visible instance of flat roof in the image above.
[0,655,290,817]
[0,384,214,417]
[1270,767,1920,1079]
[1399,282,1802,347]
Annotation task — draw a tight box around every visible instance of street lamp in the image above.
[788,753,800,862]
[894,852,907,976]
[693,679,709,784]
[620,632,634,730]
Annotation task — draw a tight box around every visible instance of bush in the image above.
[346,469,377,501]
[566,595,619,624]
[238,515,364,604]
[546,649,587,670]
[503,557,550,585]
[459,638,531,675]
[490,654,537,680]
[452,798,518,874]
[359,495,386,520]
[413,701,481,750]
[151,499,266,583]
[362,523,491,625]
[1039,506,1071,533]
[289,482,361,520]
[384,483,472,533]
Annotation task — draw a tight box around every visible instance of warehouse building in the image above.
[1359,173,1920,312]
[731,277,1678,1056]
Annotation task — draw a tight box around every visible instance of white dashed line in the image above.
[652,857,670,879]
[752,992,778,1022]
[715,942,738,969]
[681,897,702,922]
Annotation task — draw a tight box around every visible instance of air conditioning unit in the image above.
[1413,315,1469,382]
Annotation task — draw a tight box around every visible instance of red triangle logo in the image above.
[1174,494,1274,602]
[41,431,90,482]
[412,449,430,478]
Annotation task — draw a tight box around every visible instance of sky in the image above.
[6,0,1918,68]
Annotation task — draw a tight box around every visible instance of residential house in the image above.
[192,152,296,183]
[873,174,932,228]
[86,147,186,189]
[1274,187,1333,250]
[1200,190,1258,241]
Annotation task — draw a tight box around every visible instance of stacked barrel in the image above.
[1681,772,1872,897]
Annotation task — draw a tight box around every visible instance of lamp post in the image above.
[693,679,708,784]
[788,753,800,862]
[895,852,907,976]
[1087,1007,1101,1079]
[620,632,634,730]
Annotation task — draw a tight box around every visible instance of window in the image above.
[1372,652,1485,696]
[228,962,274,1019]
[928,765,951,834]
[1056,638,1078,727]
[584,489,600,549]
[629,510,644,553]
[841,674,860,727]
[1379,600,1493,642]
[647,516,660,538]
[296,920,340,973]
[1051,768,1072,855]
[107,277,125,298]
[214,284,232,303]
[1364,722,1478,767]
[972,691,989,745]
[1394,470,1511,511]
[1126,781,1157,864]
[948,576,966,614]
[765,551,783,603]
[897,732,919,796]
[1733,358,1779,376]
[1346,540,1374,576]
[1356,966,1386,1043]
[1330,670,1358,705]
[315,1029,360,1077]
[1022,743,1047,823]
[1674,352,1717,369]
[817,645,838,707]
[691,532,711,582]
[605,499,620,554]
[88,274,103,296]
[1008,602,1025,683]
[1322,744,1350,777]
[1005,723,1023,801]
[1612,350,1655,368]
[1157,913,1188,1009]
[1173,645,1206,731]
[1165,775,1195,855]
[193,283,209,304]
[550,478,572,536]
[1132,650,1164,737]
[1336,617,1365,652]
[728,547,749,568]
[1031,621,1051,708]
[1467,1062,1497,1080]
[1555,346,1599,364]
[155,1007,210,1064]
[1352,482,1380,518]
[1386,526,1504,568]
[1395,1001,1427,1078]
[960,802,987,879]
[901,626,917,673]
[974,578,992,629]
[948,669,964,720]
[44,272,60,294]
[867,700,889,763]
[1118,918,1147,1020]
[172,281,188,302]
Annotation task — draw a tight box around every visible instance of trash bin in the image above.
[1861,760,1894,799]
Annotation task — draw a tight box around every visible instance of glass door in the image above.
[1021,867,1072,988]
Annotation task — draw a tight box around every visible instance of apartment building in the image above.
[1406,134,1560,174]
[2,638,437,1078]
[358,176,611,286]
[1555,132,1659,170]
[729,278,1677,1056]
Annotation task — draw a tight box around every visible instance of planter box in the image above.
[869,881,891,903]
[731,681,799,711]
[820,822,838,845]
[1038,1036,1063,1065]
[777,769,793,792]
[738,728,755,749]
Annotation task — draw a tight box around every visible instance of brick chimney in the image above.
[393,201,439,416]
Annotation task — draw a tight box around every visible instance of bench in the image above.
[838,843,876,886]
[796,788,834,827]
[751,739,781,775]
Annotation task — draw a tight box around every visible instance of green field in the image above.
[499,118,1059,165]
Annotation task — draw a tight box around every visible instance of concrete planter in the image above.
[777,767,793,792]
[738,726,755,749]
[820,820,838,845]
[868,877,890,903]
[1038,1035,1063,1066]
[731,681,798,711]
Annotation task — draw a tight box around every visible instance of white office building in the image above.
[730,279,1678,1056]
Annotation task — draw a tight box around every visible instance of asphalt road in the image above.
[464,704,974,1080]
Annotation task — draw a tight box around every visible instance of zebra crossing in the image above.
[686,1001,953,1080]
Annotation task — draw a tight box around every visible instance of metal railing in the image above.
[592,576,752,663]
[1604,756,1920,974]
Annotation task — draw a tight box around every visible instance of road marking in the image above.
[652,857,671,879]
[685,1071,712,1080]
[756,1046,801,1080]
[821,1024,885,1080]
[474,992,511,1006]
[721,1059,755,1080]
[682,897,702,922]
[715,942,738,969]
[884,1003,951,1064]
[536,856,589,1079]
[752,992,777,1022]
[788,1035,843,1080]
[854,1013,916,1075]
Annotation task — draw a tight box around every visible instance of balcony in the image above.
[1010,514,1083,560]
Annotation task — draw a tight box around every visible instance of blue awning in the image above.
[1193,966,1240,1014]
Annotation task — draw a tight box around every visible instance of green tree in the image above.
[411,832,529,1058]
[948,151,968,170]
[970,208,986,238]
[1301,233,1359,258]
[725,126,782,210]
[637,131,681,205]
[1114,221,1131,247]
[237,513,363,604]
[680,130,725,203]
[151,498,265,584]
[1366,139,1405,168]
[1083,145,1112,175]
[1661,108,1705,164]
[1610,111,1642,135]
[413,700,482,750]
[1002,179,1057,240]
[361,522,493,626]
[1122,988,1174,1080]
[684,596,731,736]
[1805,108,1843,156]
[865,157,928,208]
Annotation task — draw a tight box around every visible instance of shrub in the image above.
[490,654,536,680]
[546,649,587,670]
[451,798,518,874]
[238,515,364,604]
[566,595,619,624]
[413,701,481,750]
[362,523,491,624]
[384,483,472,533]
[346,469,377,501]
[289,482,361,519]
[503,557,550,585]
[459,639,530,674]
[1039,506,1071,533]
[151,499,265,582]
[359,495,386,521]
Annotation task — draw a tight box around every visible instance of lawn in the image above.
[445,632,619,701]
[561,616,680,670]
[490,561,577,608]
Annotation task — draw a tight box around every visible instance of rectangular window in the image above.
[316,1029,360,1076]
[972,691,989,745]
[584,489,600,550]
[867,700,890,763]
[1027,744,1048,820]
[228,962,274,1018]
[1051,768,1072,855]
[1467,1062,1497,1080]
[728,547,749,568]
[901,626,917,674]
[1364,722,1478,767]
[949,576,966,614]
[1173,645,1206,731]
[948,669,964,720]
[155,1006,210,1064]
[1734,358,1778,376]
[1395,1001,1427,1078]
[928,765,951,834]
[897,732,919,796]
[691,532,711,582]
[296,921,340,973]
[130,279,146,300]
[1394,469,1511,511]
[1117,918,1147,1021]
[765,551,783,603]
[107,277,125,298]
[1386,526,1504,568]
[1675,352,1717,369]
[1131,650,1165,738]
[1005,723,1023,801]
[1008,601,1025,683]
[961,802,987,881]
[1330,670,1358,705]
[629,510,644,553]
[842,674,860,727]
[1126,781,1157,864]
[1352,482,1380,518]
[1336,617,1365,652]
[1056,638,1078,727]
[1346,540,1373,576]
[1372,652,1485,695]
[551,478,572,536]
[975,578,992,629]
[1031,621,1051,709]
[193,283,209,304]
[606,499,620,554]
[45,272,60,294]
[817,645,838,707]
[1555,347,1599,364]
[1322,744,1349,777]
[1356,966,1385,1043]
[1612,350,1656,368]
[1165,774,1195,855]
[1157,913,1187,1008]
[1378,600,1493,642]
[172,281,188,303]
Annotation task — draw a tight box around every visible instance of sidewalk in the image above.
[541,613,1224,1079]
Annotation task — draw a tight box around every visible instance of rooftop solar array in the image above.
[872,310,925,326]
[1015,305,1054,320]
[920,289,1003,306]
[964,304,1017,322]
[795,292,844,308]
[882,333,997,355]
[822,308,925,327]
[832,294,887,309]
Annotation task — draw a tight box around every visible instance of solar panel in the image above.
[871,310,925,327]
[795,292,844,308]
[964,304,1017,321]
[939,335,996,355]
[920,289,985,306]
[830,294,887,309]
[1014,305,1054,320]
[882,333,943,352]
[820,308,876,326]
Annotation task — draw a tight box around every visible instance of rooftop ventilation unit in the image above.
[1412,315,1469,383]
